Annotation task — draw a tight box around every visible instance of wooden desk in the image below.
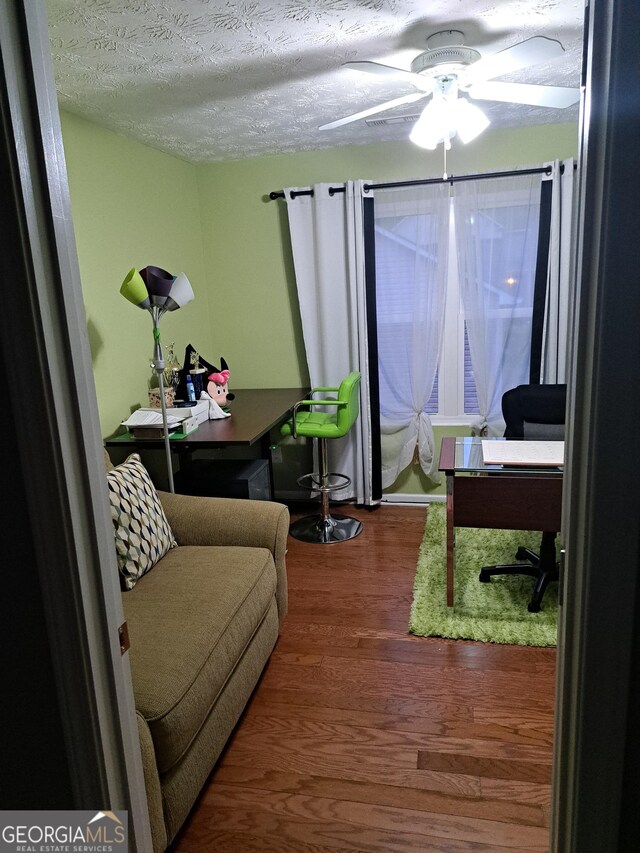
[438,437,563,607]
[106,387,308,492]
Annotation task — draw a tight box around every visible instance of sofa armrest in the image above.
[136,712,167,853]
[158,491,289,621]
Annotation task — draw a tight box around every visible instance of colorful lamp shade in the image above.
[140,265,174,308]
[120,268,151,309]
[119,267,195,314]
[165,272,195,311]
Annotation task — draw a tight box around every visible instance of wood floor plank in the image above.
[356,637,556,674]
[247,685,475,724]
[218,748,484,799]
[179,824,544,853]
[473,706,555,732]
[228,715,553,764]
[261,657,555,714]
[480,778,553,807]
[284,610,414,631]
[171,503,556,853]
[187,785,551,851]
[276,622,410,644]
[211,766,547,827]
[243,697,553,747]
[271,636,555,677]
[417,751,552,785]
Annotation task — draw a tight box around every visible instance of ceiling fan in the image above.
[320,31,580,150]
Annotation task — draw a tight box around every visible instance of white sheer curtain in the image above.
[284,181,375,504]
[542,158,576,383]
[373,185,450,486]
[454,172,544,435]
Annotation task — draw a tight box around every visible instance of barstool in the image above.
[281,372,363,543]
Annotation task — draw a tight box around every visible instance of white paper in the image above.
[163,401,209,419]
[122,410,181,429]
[481,439,564,467]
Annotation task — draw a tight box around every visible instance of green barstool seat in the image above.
[281,372,363,543]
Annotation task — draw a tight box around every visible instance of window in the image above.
[375,190,539,423]
[375,200,479,422]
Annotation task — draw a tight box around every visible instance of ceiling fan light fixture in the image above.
[409,95,457,149]
[409,90,489,150]
[330,34,576,146]
[452,98,491,143]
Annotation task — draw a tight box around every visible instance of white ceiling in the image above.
[45,0,584,163]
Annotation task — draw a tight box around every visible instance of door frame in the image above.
[552,0,640,848]
[0,3,151,848]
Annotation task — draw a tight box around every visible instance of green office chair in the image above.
[281,371,363,543]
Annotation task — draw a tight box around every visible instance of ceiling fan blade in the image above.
[343,61,434,92]
[319,91,430,130]
[460,36,566,86]
[467,80,580,108]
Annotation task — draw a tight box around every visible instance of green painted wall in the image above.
[196,123,578,391]
[382,424,470,498]
[195,123,577,495]
[60,111,211,436]
[61,114,577,493]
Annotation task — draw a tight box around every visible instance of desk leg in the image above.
[260,433,275,500]
[446,474,454,608]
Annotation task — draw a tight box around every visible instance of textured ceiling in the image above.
[46,0,584,163]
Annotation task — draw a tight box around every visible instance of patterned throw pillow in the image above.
[106,453,176,590]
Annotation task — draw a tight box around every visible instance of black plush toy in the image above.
[175,345,234,404]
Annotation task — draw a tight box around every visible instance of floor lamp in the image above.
[120,265,194,492]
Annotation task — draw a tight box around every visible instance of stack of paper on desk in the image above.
[481,440,564,467]
[122,410,182,431]
[163,400,210,424]
[134,400,209,424]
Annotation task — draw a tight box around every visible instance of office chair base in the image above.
[479,557,559,613]
[289,512,363,544]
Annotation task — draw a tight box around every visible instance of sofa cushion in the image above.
[107,453,176,590]
[122,544,277,774]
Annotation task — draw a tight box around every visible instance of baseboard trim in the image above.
[381,493,446,506]
[276,489,445,507]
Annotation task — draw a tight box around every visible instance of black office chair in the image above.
[479,383,567,612]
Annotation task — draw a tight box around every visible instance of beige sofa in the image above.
[106,453,289,850]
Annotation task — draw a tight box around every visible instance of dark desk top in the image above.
[105,387,308,449]
[438,436,564,476]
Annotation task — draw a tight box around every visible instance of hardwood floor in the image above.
[173,503,556,852]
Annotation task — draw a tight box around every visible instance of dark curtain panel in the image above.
[529,179,553,383]
[363,196,382,502]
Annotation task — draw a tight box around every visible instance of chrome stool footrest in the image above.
[297,471,351,492]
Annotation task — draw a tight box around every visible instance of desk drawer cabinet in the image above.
[175,459,272,501]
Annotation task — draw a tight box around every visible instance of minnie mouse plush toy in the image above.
[206,357,235,407]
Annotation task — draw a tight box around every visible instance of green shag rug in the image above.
[409,503,558,646]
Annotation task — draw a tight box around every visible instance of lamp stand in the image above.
[150,311,175,493]
[121,268,194,493]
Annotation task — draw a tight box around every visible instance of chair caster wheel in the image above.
[528,601,541,613]
[479,572,491,583]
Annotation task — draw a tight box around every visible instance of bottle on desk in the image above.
[186,375,196,402]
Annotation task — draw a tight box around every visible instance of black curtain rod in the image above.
[268,164,560,200]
